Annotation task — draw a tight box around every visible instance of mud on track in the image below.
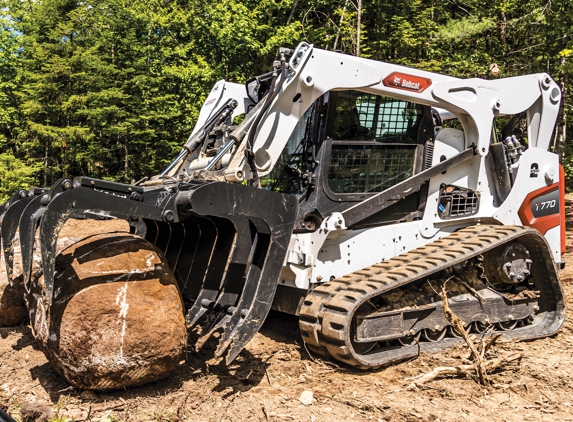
[2,204,573,422]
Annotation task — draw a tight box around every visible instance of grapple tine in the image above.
[0,190,28,223]
[19,195,47,289]
[215,226,271,361]
[184,217,236,329]
[181,217,217,298]
[1,195,35,284]
[38,187,164,304]
[172,219,200,290]
[175,182,298,364]
[154,221,172,252]
[210,218,254,309]
[164,222,186,270]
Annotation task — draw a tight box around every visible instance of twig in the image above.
[459,280,485,302]
[262,400,270,420]
[483,333,503,355]
[264,363,273,386]
[302,341,317,362]
[91,403,125,412]
[404,353,522,385]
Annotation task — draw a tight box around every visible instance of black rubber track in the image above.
[299,225,566,369]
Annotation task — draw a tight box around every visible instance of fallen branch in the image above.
[405,353,522,385]
[440,278,486,384]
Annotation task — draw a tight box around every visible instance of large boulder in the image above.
[28,232,187,390]
[0,273,27,327]
[0,218,129,328]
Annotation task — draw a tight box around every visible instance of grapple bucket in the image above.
[2,177,298,364]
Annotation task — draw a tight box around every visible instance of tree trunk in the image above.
[554,55,567,159]
[286,0,299,26]
[124,142,129,182]
[356,0,362,56]
[333,0,348,52]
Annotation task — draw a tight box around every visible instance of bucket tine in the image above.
[215,224,271,361]
[211,218,254,309]
[154,221,172,252]
[164,222,186,270]
[181,217,217,299]
[1,195,35,284]
[190,217,253,332]
[143,219,159,244]
[172,219,200,292]
[185,217,236,328]
[173,182,298,363]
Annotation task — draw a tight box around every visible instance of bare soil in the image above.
[2,206,573,422]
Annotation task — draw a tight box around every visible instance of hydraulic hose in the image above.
[245,56,288,187]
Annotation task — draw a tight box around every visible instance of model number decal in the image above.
[531,189,559,218]
[535,200,556,211]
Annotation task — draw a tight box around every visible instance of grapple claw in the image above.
[1,195,35,284]
[9,174,297,366]
[38,185,164,304]
[19,195,47,289]
[173,182,297,363]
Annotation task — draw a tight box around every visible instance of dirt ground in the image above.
[2,203,573,422]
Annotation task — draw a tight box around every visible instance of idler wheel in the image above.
[398,330,421,346]
[351,301,378,354]
[447,324,471,338]
[496,319,518,331]
[472,321,490,334]
[27,232,187,390]
[422,327,447,342]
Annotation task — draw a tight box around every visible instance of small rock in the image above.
[80,390,98,401]
[20,400,53,422]
[24,354,29,362]
[299,390,313,406]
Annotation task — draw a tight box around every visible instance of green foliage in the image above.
[0,153,40,201]
[0,0,570,190]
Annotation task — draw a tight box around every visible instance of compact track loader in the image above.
[0,43,566,386]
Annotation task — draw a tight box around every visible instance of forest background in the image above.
[0,0,571,200]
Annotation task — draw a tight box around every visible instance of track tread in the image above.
[298,225,565,369]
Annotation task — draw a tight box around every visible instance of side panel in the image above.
[493,147,562,262]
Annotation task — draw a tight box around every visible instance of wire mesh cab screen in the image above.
[327,91,422,142]
[325,91,421,195]
[328,145,416,194]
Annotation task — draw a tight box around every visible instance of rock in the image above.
[80,389,99,401]
[20,400,53,422]
[298,390,313,406]
[0,274,27,327]
[27,232,187,390]
[0,251,27,327]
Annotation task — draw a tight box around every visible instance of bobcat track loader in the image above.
[0,43,566,384]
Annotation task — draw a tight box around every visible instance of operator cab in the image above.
[261,90,435,231]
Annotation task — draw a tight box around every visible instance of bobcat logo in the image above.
[393,75,402,85]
